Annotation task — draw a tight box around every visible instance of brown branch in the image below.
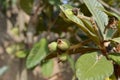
[47,15,59,37]
[45,47,99,60]
[69,39,92,50]
[45,39,99,60]
[77,14,91,21]
[98,0,120,15]
[26,1,45,48]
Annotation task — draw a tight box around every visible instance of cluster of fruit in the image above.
[48,39,70,52]
[48,39,70,62]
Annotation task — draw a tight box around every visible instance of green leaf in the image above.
[60,5,94,36]
[103,10,120,20]
[83,0,108,39]
[41,60,54,77]
[60,4,99,44]
[98,7,120,20]
[81,19,95,34]
[20,0,33,14]
[26,38,49,69]
[109,53,120,65]
[110,37,120,43]
[75,52,113,80]
[15,50,28,58]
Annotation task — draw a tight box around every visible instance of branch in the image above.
[45,39,99,60]
[98,0,120,15]
[26,1,45,48]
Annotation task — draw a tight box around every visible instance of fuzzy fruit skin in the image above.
[59,53,68,61]
[48,42,57,52]
[57,39,70,51]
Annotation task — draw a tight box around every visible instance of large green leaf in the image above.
[20,0,33,14]
[26,38,49,69]
[75,52,113,80]
[83,0,108,39]
[41,59,54,77]
[109,53,120,65]
[110,37,120,43]
[60,4,99,44]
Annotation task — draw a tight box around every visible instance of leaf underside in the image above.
[83,0,108,39]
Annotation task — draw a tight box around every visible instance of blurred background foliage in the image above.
[0,0,120,80]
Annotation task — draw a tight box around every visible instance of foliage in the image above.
[109,53,120,65]
[83,0,108,39]
[26,38,49,69]
[41,59,54,77]
[76,52,113,80]
[1,0,120,79]
[57,2,120,79]
[20,0,33,14]
[24,0,120,78]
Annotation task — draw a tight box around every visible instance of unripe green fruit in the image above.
[57,39,70,51]
[48,42,57,52]
[59,53,68,61]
